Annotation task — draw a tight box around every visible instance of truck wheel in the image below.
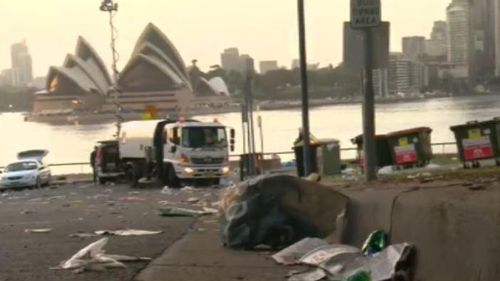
[126,164,140,188]
[98,177,107,185]
[167,166,181,188]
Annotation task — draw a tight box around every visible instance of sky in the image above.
[0,0,450,77]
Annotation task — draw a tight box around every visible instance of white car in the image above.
[0,150,51,190]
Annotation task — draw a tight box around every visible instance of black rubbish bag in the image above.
[220,174,349,250]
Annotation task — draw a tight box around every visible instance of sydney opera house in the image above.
[32,23,231,118]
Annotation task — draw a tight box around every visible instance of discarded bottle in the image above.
[346,270,371,281]
[361,230,389,256]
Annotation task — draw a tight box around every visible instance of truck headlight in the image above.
[222,166,230,174]
[184,167,194,174]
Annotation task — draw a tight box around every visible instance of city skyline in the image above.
[0,0,450,77]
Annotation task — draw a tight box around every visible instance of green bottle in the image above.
[362,230,388,255]
[346,271,371,281]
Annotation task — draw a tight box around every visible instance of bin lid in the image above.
[350,134,387,145]
[386,127,432,137]
[294,131,320,147]
[450,119,500,130]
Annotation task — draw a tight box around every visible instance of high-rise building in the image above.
[343,21,390,96]
[389,53,412,94]
[402,36,426,60]
[10,41,33,86]
[388,53,429,94]
[447,1,470,71]
[220,48,241,73]
[468,0,497,79]
[373,69,389,97]
[259,60,279,74]
[343,22,390,70]
[239,54,255,76]
[425,21,448,58]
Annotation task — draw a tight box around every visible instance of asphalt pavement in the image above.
[0,182,221,281]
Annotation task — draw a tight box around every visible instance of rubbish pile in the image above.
[220,174,349,249]
[273,231,415,281]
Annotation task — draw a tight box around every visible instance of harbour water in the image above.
[1,95,500,174]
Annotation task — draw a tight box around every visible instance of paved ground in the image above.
[135,218,305,281]
[0,182,221,281]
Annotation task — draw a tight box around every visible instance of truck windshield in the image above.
[182,127,227,148]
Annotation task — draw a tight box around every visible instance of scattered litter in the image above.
[361,230,388,256]
[159,207,213,217]
[288,268,326,281]
[118,196,145,202]
[184,197,200,204]
[95,229,162,236]
[425,163,442,170]
[378,166,394,176]
[25,228,53,233]
[469,185,486,191]
[202,207,218,214]
[300,244,360,266]
[220,174,348,250]
[69,233,99,238]
[161,186,173,195]
[47,196,67,201]
[279,235,415,281]
[128,191,141,195]
[53,237,151,273]
[272,238,329,265]
[181,186,194,192]
[21,210,34,215]
[157,200,171,205]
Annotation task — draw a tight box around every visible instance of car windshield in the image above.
[5,161,38,172]
[182,127,227,148]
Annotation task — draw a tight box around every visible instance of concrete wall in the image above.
[340,185,500,281]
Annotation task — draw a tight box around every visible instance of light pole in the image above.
[99,0,122,138]
[100,0,119,81]
[297,0,312,176]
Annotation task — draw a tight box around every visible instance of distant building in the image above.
[220,48,241,73]
[343,22,390,70]
[447,1,470,75]
[343,21,390,96]
[468,0,497,80]
[239,54,255,76]
[290,59,320,70]
[402,36,426,60]
[32,76,47,90]
[259,60,279,74]
[389,53,412,94]
[33,23,230,115]
[388,53,429,94]
[10,41,33,86]
[0,69,11,86]
[373,69,389,97]
[425,21,448,58]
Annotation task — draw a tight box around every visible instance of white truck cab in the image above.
[119,119,234,187]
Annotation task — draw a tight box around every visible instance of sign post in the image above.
[351,0,381,182]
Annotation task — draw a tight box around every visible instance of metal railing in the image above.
[0,142,459,171]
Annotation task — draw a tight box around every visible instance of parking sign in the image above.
[351,0,381,29]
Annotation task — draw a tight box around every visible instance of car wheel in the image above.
[44,174,51,187]
[35,177,42,189]
[167,166,181,188]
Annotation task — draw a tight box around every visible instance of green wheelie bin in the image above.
[450,118,500,168]
[385,127,433,168]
